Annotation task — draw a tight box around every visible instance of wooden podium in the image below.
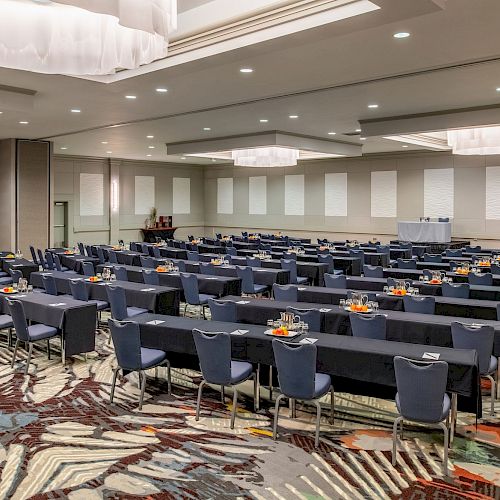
[141,227,178,242]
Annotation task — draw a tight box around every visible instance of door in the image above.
[54,202,68,248]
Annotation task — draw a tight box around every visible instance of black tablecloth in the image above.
[1,258,38,279]
[196,244,225,255]
[60,255,100,273]
[331,251,389,268]
[0,291,96,356]
[30,271,179,315]
[134,314,479,412]
[159,247,188,260]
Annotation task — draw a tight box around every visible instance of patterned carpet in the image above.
[0,315,498,499]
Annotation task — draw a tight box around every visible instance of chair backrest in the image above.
[346,290,378,302]
[448,261,460,272]
[69,279,89,301]
[140,256,155,269]
[280,259,298,284]
[192,329,232,385]
[180,273,201,305]
[6,300,29,341]
[349,313,386,340]
[246,257,262,268]
[397,258,417,269]
[105,285,128,320]
[442,282,470,298]
[376,245,390,255]
[438,217,449,222]
[44,252,55,270]
[9,269,23,284]
[107,267,126,282]
[490,263,500,275]
[200,262,215,275]
[208,299,237,322]
[81,261,94,276]
[272,340,317,400]
[324,273,347,289]
[37,249,47,269]
[273,284,298,302]
[387,277,413,288]
[394,356,449,423]
[53,254,63,272]
[152,246,161,259]
[226,247,237,256]
[399,242,413,250]
[108,250,118,264]
[78,242,85,255]
[177,260,187,272]
[403,295,435,315]
[451,322,494,374]
[96,246,105,264]
[422,269,433,280]
[465,245,481,253]
[130,242,139,252]
[286,307,321,332]
[235,266,255,294]
[30,245,38,265]
[349,249,365,265]
[363,265,383,278]
[186,250,200,262]
[317,254,334,273]
[142,269,159,285]
[109,319,143,371]
[216,233,222,239]
[423,253,442,263]
[85,245,93,257]
[468,272,493,286]
[260,244,272,251]
[283,252,297,261]
[445,249,462,257]
[241,231,248,237]
[42,275,58,295]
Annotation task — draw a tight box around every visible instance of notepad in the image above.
[299,338,318,344]
[422,352,440,360]
[236,300,250,304]
[49,303,67,307]
[298,287,307,291]
[146,320,165,325]
[319,308,331,313]
[230,329,248,336]
[141,288,156,292]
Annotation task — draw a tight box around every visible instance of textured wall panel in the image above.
[285,174,304,215]
[486,166,500,219]
[80,173,104,216]
[424,168,454,218]
[371,170,397,217]
[173,177,190,214]
[217,177,233,214]
[249,176,267,214]
[134,175,155,215]
[325,172,347,216]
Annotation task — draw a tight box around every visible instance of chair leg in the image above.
[24,343,33,375]
[202,305,207,320]
[392,416,403,466]
[330,386,335,425]
[230,387,238,429]
[138,370,147,410]
[438,421,449,476]
[269,365,273,399]
[496,357,500,399]
[154,366,158,380]
[47,339,51,360]
[110,367,120,403]
[165,360,172,395]
[290,398,296,419]
[8,328,12,348]
[253,370,259,412]
[61,334,66,365]
[313,399,322,448]
[221,385,225,403]
[183,303,187,316]
[11,339,19,368]
[273,393,285,441]
[486,374,496,416]
[196,380,205,421]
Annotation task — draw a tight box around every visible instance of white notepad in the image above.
[236,300,250,304]
[230,329,248,336]
[319,308,331,313]
[299,338,318,344]
[422,352,440,360]
[146,320,165,325]
[141,288,156,292]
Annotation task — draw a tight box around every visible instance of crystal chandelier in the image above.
[231,147,299,167]
[0,0,177,75]
[447,126,500,155]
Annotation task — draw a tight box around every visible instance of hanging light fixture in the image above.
[447,126,500,155]
[231,147,299,167]
[0,0,177,75]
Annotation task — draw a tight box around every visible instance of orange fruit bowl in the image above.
[88,276,100,282]
[2,287,14,293]
[272,327,289,336]
[429,279,441,284]
[156,266,167,273]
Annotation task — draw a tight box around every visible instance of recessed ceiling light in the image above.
[240,68,253,73]
[360,137,366,141]
[0,111,3,114]
[148,146,155,149]
[101,141,108,144]
[328,132,336,136]
[147,135,154,139]
[125,95,137,99]
[60,147,68,150]
[147,154,152,157]
[394,32,410,38]
[181,157,186,160]
[496,88,500,92]
[259,119,268,123]
[106,151,113,154]
[19,121,28,124]
[368,104,379,109]
[211,159,217,162]
[156,88,168,93]
[70,109,81,113]
[402,145,409,148]
[203,127,211,131]
[289,115,299,119]
[355,128,362,132]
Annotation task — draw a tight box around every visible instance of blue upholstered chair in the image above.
[96,246,106,264]
[346,290,378,302]
[272,340,334,447]
[199,262,216,275]
[423,253,442,263]
[42,275,58,296]
[280,259,308,285]
[403,295,435,315]
[363,265,383,278]
[108,251,118,264]
[8,299,60,374]
[442,282,469,299]
[286,307,321,332]
[465,245,481,253]
[149,246,160,259]
[208,299,237,322]
[85,245,93,257]
[53,254,72,273]
[324,273,347,289]
[246,257,262,268]
[392,356,450,475]
[82,261,94,277]
[140,243,149,255]
[186,250,200,262]
[113,266,128,281]
[69,279,108,311]
[192,329,256,427]
[106,285,148,321]
[317,254,342,275]
[349,249,365,266]
[490,263,500,275]
[468,272,493,286]
[376,244,391,255]
[37,249,48,270]
[273,284,298,302]
[451,322,497,415]
[422,269,433,280]
[30,246,38,265]
[438,217,450,222]
[349,313,386,340]
[78,242,85,255]
[177,261,187,272]
[180,273,215,318]
[226,247,237,257]
[140,256,156,269]
[44,252,55,270]
[448,261,460,272]
[387,277,413,289]
[109,319,171,410]
[283,252,297,261]
[9,269,22,285]
[399,242,413,250]
[397,258,417,269]
[236,266,269,296]
[445,249,462,258]
[142,269,160,285]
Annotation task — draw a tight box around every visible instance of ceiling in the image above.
[0,0,499,164]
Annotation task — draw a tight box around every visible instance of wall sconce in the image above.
[111,180,119,212]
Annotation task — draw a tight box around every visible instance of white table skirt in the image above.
[397,221,452,243]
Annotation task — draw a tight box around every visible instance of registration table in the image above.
[30,271,180,316]
[398,220,452,243]
[0,291,96,359]
[134,314,480,414]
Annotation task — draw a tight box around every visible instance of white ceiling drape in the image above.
[0,0,177,75]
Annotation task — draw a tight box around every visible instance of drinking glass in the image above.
[339,298,346,308]
[372,302,379,312]
[267,319,274,327]
[96,273,102,279]
[111,274,116,281]
[27,285,33,293]
[383,286,388,293]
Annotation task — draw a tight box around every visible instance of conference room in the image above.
[0,0,499,498]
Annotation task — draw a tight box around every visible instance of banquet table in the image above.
[0,258,38,279]
[0,291,96,358]
[58,254,100,273]
[30,271,180,315]
[134,314,480,414]
[220,295,500,356]
[398,221,452,243]
[330,251,389,268]
[158,247,188,260]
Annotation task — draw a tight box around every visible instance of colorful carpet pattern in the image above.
[0,320,497,499]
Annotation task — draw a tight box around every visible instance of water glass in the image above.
[111,274,116,281]
[383,286,388,293]
[267,319,274,327]
[27,285,33,293]
[372,302,379,312]
[339,298,346,308]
